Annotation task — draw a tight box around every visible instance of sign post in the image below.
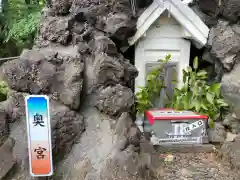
[25,95,53,177]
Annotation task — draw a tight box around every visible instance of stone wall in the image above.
[0,0,146,179]
[0,0,239,179]
[190,0,240,173]
[190,0,240,126]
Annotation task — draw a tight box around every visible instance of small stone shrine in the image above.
[129,0,209,106]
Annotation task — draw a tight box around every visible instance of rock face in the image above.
[193,0,240,173]
[39,16,74,45]
[0,0,143,179]
[221,134,240,172]
[208,122,226,143]
[92,84,135,116]
[208,21,240,72]
[0,91,84,180]
[1,48,84,110]
[1,0,239,179]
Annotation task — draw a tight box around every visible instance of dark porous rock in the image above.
[74,7,92,23]
[220,134,240,170]
[72,22,85,35]
[219,0,240,23]
[51,54,84,110]
[198,0,220,16]
[126,125,141,147]
[0,108,8,140]
[70,0,103,12]
[42,7,56,17]
[191,4,218,27]
[202,48,215,63]
[222,113,240,134]
[84,49,137,93]
[207,122,226,143]
[49,100,85,156]
[71,3,108,28]
[88,36,118,56]
[51,0,73,15]
[1,49,84,110]
[0,91,27,124]
[209,20,240,69]
[77,41,89,53]
[195,0,240,23]
[93,84,135,116]
[115,112,132,136]
[104,13,136,48]
[208,20,240,71]
[93,53,124,86]
[122,59,138,86]
[39,16,74,45]
[114,113,141,151]
[221,63,240,113]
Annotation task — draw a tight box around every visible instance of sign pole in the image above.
[25,95,53,177]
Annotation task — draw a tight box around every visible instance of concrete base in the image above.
[154,144,216,153]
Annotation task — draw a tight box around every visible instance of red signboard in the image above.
[146,108,208,125]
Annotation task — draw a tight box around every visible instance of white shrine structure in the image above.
[129,0,210,97]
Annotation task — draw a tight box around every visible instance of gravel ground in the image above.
[154,152,239,180]
[53,103,240,180]
[102,152,240,180]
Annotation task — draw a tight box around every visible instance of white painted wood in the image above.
[128,0,209,47]
[171,0,209,36]
[168,1,207,47]
[134,39,190,93]
[146,25,184,38]
[178,39,191,88]
[129,4,166,46]
[137,1,160,29]
[135,44,146,93]
[139,37,185,50]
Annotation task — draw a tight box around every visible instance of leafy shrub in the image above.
[6,11,41,46]
[135,54,171,115]
[167,57,229,126]
[0,81,8,101]
[0,0,44,56]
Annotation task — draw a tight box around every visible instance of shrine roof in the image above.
[128,0,209,48]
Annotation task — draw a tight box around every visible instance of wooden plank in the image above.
[0,56,19,61]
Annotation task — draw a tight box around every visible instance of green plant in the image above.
[0,81,9,101]
[0,0,44,57]
[6,11,41,46]
[168,57,229,126]
[135,54,171,115]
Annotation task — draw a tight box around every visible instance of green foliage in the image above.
[168,57,229,126]
[0,0,44,57]
[0,81,9,101]
[6,11,41,46]
[135,54,171,115]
